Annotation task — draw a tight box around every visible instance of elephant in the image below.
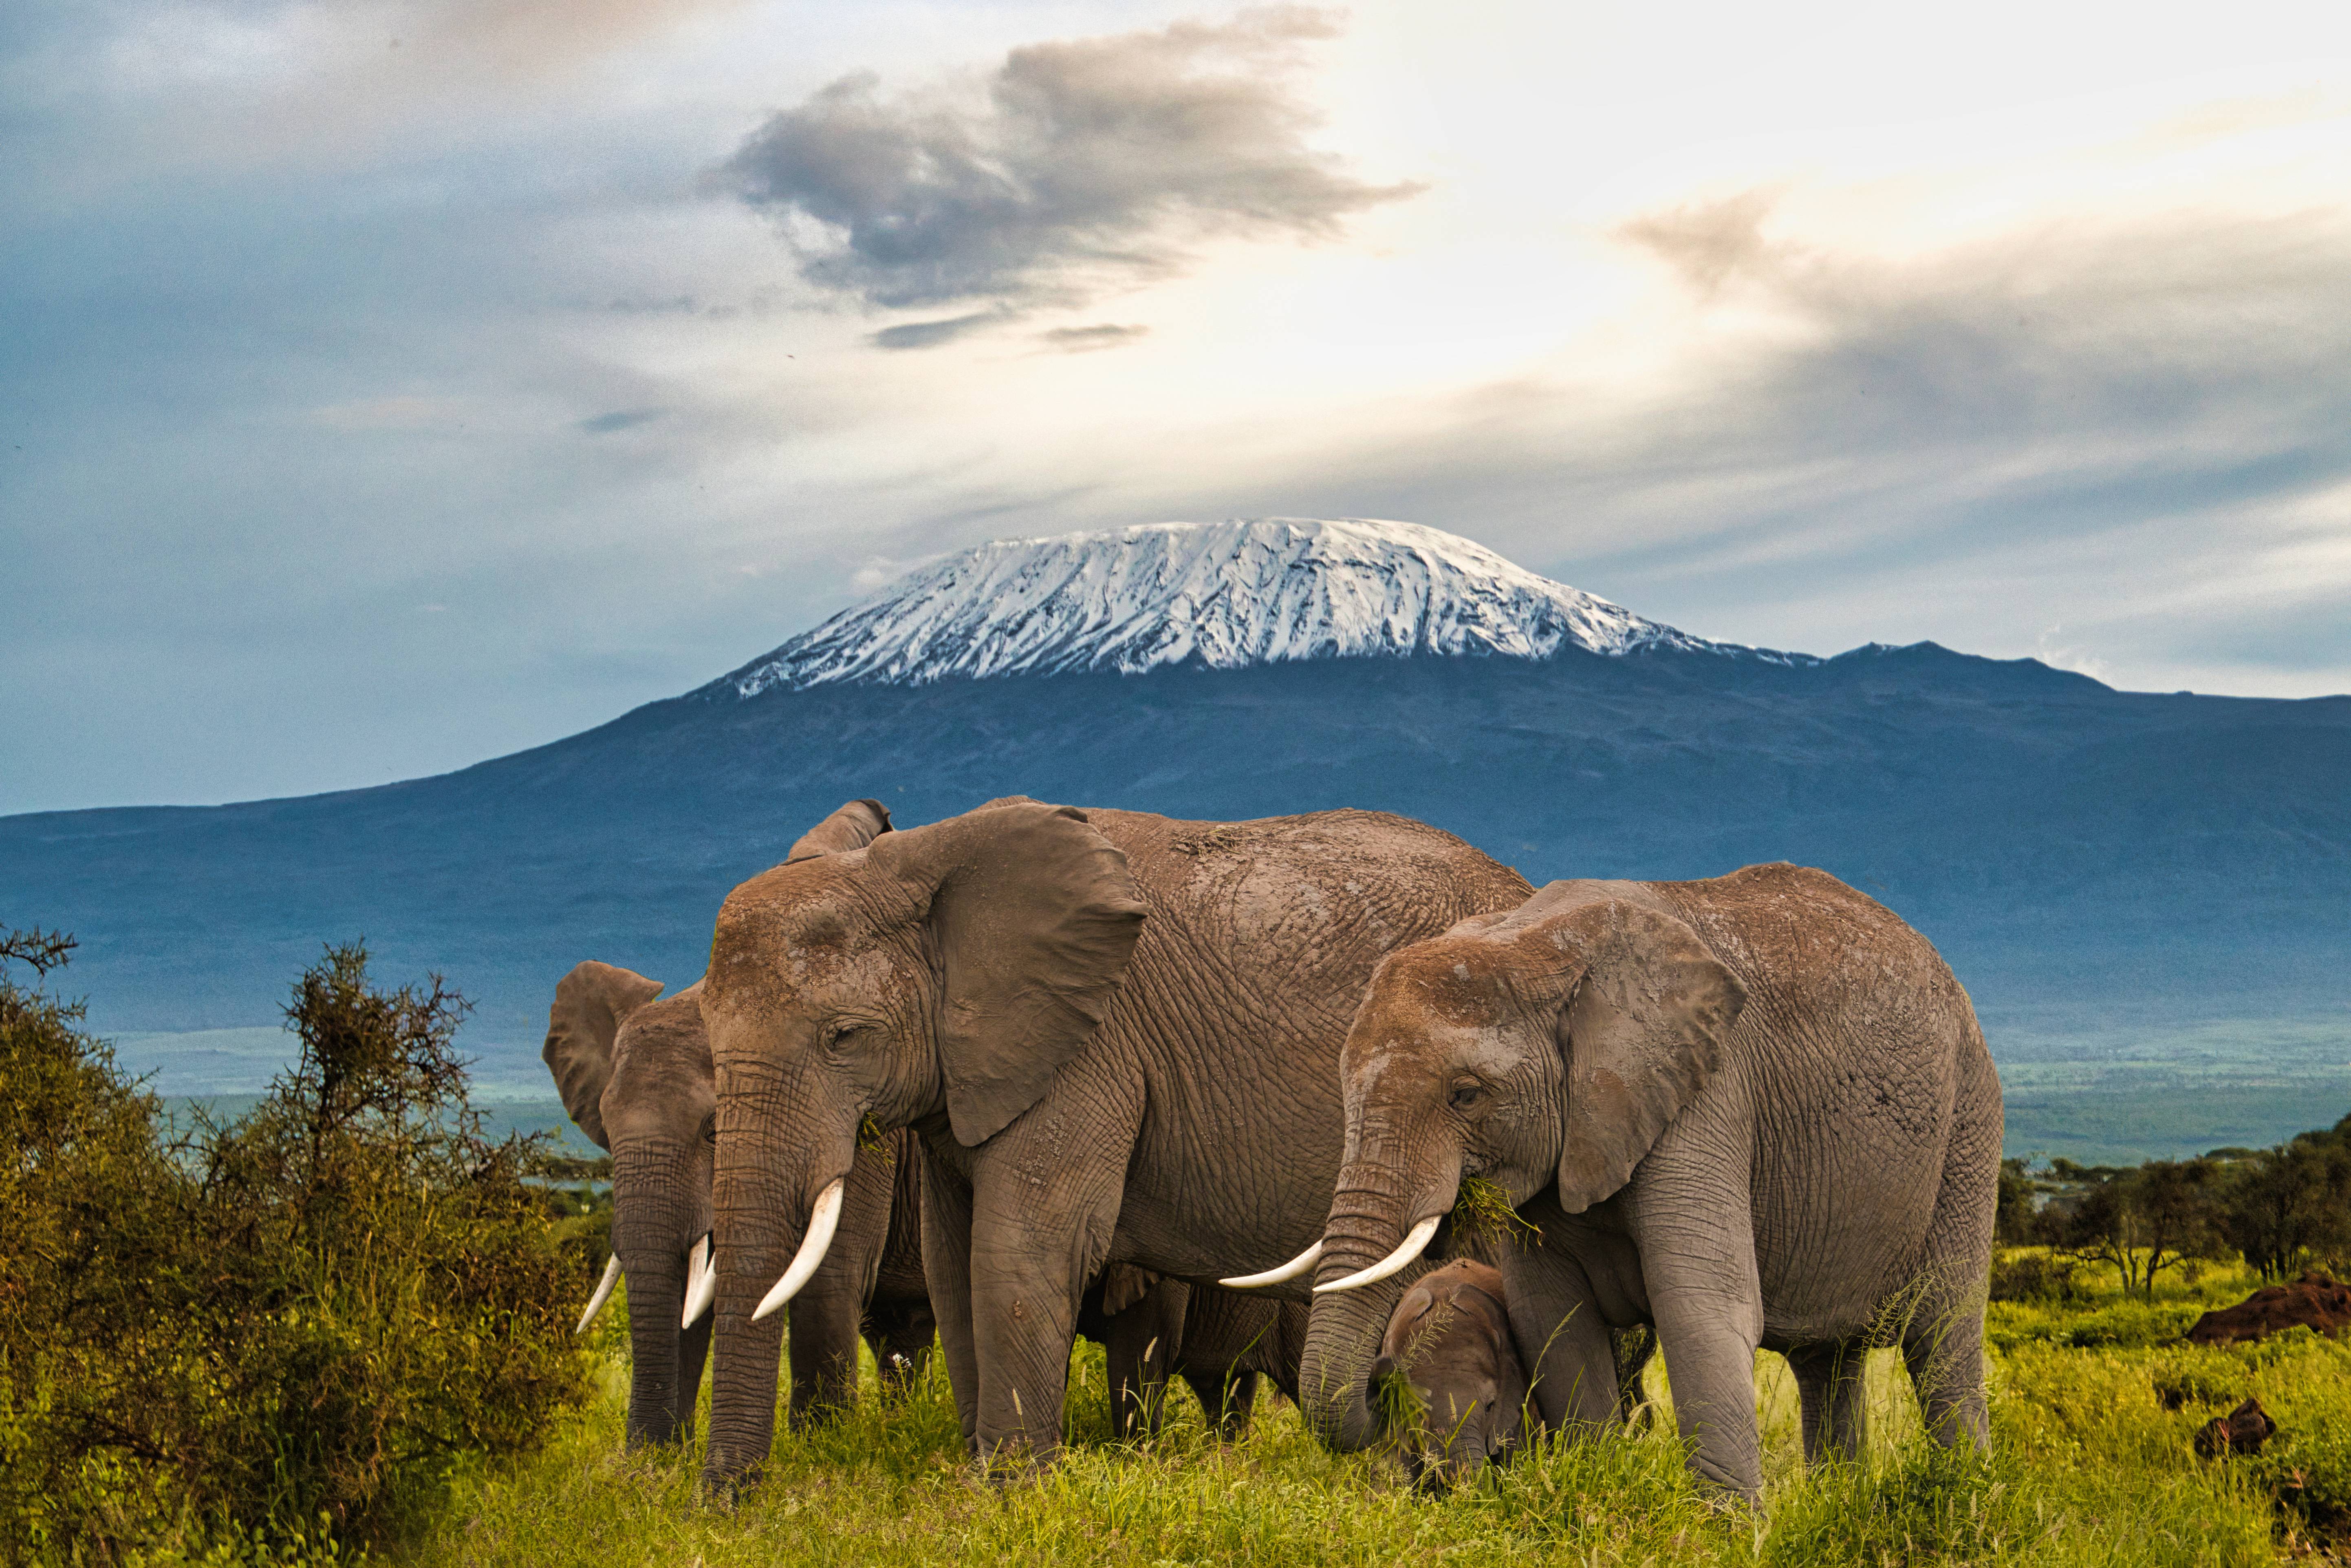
[541,798,934,1446]
[1079,1264,1309,1441]
[1370,1259,1528,1489]
[696,797,1531,1485]
[1295,865,2001,1499]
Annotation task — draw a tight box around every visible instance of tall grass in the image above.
[408,1253,2336,1566]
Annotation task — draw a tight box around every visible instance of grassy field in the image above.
[397,1255,2350,1568]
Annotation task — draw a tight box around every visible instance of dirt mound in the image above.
[2186,1273,2351,1346]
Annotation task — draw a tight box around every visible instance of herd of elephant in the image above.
[544,796,2001,1500]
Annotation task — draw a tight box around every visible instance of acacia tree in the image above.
[2054,1158,2228,1300]
[2219,1130,2351,1281]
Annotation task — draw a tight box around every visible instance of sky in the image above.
[5,0,2350,814]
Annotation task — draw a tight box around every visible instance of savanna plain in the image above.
[414,1256,2349,1568]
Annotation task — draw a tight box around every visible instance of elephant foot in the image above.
[698,1462,764,1509]
[971,1434,1055,1483]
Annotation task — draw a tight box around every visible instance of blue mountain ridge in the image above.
[4,634,2345,1153]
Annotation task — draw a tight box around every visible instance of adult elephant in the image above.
[542,799,932,1447]
[1294,865,2001,1498]
[698,798,1529,1484]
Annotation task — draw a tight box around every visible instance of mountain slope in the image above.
[709,518,1791,696]
[2,521,2345,1139]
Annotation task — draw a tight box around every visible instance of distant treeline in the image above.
[1997,1122,2351,1302]
[0,927,606,1564]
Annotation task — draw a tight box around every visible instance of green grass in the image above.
[395,1255,2351,1566]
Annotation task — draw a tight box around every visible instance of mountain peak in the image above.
[704,518,1799,698]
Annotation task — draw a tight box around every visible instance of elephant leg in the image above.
[919,1154,983,1455]
[865,1295,938,1395]
[1787,1340,1868,1464]
[1496,1238,1619,1436]
[1102,1278,1188,1440]
[965,1135,1130,1471]
[1903,1044,1999,1452]
[1646,1275,1766,1498]
[1902,1294,1990,1453]
[1183,1366,1258,1438]
[1172,1284,1281,1436]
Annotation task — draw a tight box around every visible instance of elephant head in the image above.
[699,798,1145,1476]
[1298,880,1745,1450]
[542,797,896,1448]
[543,961,714,1447]
[1371,1259,1528,1489]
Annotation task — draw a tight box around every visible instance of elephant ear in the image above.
[1520,894,1745,1214]
[786,798,893,863]
[541,960,665,1150]
[870,800,1147,1146]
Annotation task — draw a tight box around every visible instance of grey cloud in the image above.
[1037,322,1149,352]
[721,6,1421,316]
[869,311,1005,351]
[1095,203,2351,690]
[578,407,664,433]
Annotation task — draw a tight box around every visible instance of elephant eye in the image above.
[1448,1078,1485,1111]
[700,1115,718,1144]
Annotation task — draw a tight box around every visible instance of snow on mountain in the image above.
[704,518,1803,698]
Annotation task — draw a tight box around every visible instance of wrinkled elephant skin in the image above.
[698,799,1529,1483]
[1298,866,2002,1499]
[540,799,927,1449]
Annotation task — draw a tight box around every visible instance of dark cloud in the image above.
[721,6,1421,317]
[1037,322,1150,352]
[869,311,1004,351]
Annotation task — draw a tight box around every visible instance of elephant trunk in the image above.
[620,1250,691,1447]
[703,1108,846,1493]
[610,1151,706,1448]
[1299,1153,1459,1453]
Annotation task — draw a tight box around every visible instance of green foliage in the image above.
[2216,1126,2351,1281]
[1448,1175,1537,1252]
[0,933,597,1563]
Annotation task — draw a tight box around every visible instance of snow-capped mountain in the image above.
[706,518,1802,698]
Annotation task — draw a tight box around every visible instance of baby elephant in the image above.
[1372,1260,1529,1489]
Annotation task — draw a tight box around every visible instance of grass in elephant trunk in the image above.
[406,1255,2347,1566]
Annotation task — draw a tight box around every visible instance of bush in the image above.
[0,934,597,1561]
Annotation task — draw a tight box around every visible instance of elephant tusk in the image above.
[750,1178,846,1322]
[1314,1216,1442,1295]
[1220,1240,1324,1289]
[681,1233,716,1329]
[577,1253,623,1334]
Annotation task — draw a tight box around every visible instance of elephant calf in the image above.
[1371,1259,1527,1489]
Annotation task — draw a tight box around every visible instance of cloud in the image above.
[869,311,1005,351]
[1109,201,2351,690]
[1036,322,1149,353]
[577,407,664,433]
[1615,190,1780,299]
[720,6,1421,319]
